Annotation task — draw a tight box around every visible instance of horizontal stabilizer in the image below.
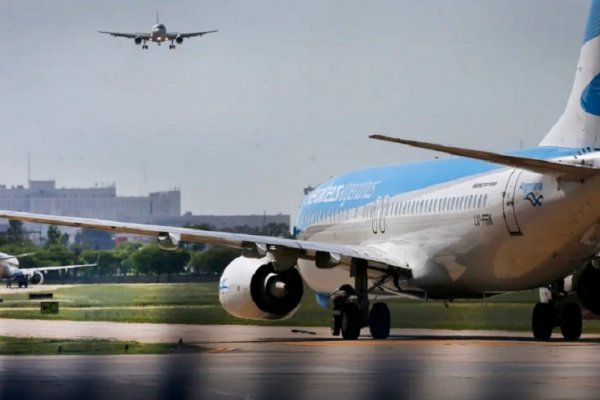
[369,134,600,181]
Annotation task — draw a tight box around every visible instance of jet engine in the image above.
[29,271,44,285]
[134,37,143,45]
[218,256,303,320]
[574,261,600,314]
[175,36,184,44]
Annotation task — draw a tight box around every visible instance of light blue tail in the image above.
[540,0,600,148]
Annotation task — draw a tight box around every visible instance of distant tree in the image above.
[113,241,143,275]
[131,243,190,278]
[46,225,69,248]
[6,220,27,244]
[187,247,239,275]
[80,249,121,276]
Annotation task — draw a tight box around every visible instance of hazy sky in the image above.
[0,0,589,218]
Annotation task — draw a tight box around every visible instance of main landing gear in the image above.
[329,260,391,340]
[169,41,176,49]
[531,287,582,341]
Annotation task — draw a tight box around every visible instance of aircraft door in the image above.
[502,169,523,236]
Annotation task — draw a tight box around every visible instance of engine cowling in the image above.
[157,232,180,251]
[29,271,44,285]
[219,256,303,320]
[134,37,143,45]
[573,261,600,314]
[175,36,184,44]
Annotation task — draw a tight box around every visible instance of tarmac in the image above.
[1,320,600,399]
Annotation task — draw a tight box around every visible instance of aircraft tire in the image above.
[560,303,582,340]
[340,303,361,340]
[369,302,391,339]
[532,302,554,340]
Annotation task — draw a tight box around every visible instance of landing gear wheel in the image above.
[560,303,582,340]
[340,303,361,340]
[532,302,554,340]
[331,315,341,336]
[369,302,391,339]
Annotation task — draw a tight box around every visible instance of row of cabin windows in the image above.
[300,193,489,226]
[364,193,489,219]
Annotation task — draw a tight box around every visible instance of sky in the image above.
[0,0,590,219]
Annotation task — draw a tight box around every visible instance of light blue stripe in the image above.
[295,147,581,231]
[584,0,600,43]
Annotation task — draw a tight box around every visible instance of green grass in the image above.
[0,336,203,355]
[2,282,600,332]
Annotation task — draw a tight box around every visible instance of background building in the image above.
[0,180,180,223]
[0,180,291,244]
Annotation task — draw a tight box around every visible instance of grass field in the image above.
[1,282,600,332]
[0,336,203,355]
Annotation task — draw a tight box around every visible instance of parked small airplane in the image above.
[99,12,217,49]
[0,252,96,288]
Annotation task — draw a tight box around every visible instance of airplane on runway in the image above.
[0,252,97,288]
[5,1,600,341]
[99,12,217,49]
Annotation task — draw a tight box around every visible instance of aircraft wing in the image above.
[19,262,97,275]
[0,211,411,273]
[369,134,600,181]
[167,30,218,39]
[0,252,35,261]
[98,31,150,39]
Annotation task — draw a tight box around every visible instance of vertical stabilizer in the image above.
[540,0,600,148]
[156,10,160,24]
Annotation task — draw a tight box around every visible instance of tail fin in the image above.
[540,1,600,148]
[156,10,159,24]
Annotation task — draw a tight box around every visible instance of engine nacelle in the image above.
[134,37,143,45]
[157,232,180,251]
[219,256,303,320]
[175,36,184,44]
[29,271,44,285]
[574,261,600,314]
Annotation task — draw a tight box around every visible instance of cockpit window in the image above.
[157,24,165,30]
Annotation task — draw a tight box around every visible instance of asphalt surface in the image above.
[1,320,600,400]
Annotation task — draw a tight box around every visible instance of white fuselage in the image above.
[0,252,20,280]
[295,151,600,299]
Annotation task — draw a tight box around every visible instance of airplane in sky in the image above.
[5,2,600,340]
[0,252,97,288]
[99,13,217,49]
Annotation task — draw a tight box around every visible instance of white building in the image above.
[0,180,180,223]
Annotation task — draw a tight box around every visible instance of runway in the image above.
[1,320,600,400]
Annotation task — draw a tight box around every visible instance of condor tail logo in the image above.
[524,192,544,207]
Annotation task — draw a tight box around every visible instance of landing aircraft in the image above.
[0,252,96,288]
[5,2,600,340]
[99,13,217,49]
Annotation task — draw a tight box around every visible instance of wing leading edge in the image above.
[0,211,413,275]
[369,134,600,181]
